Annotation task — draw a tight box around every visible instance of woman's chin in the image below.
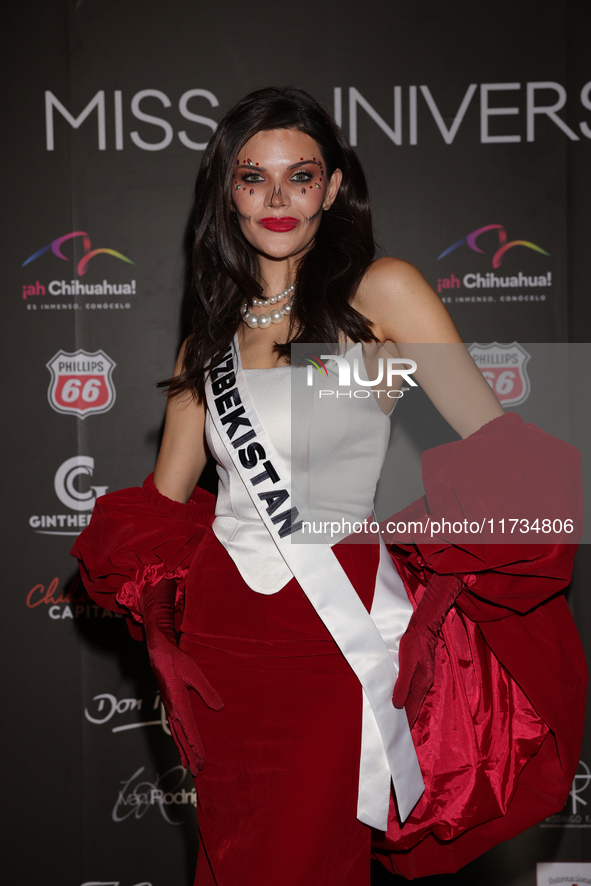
[251,235,317,264]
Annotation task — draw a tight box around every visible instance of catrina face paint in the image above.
[230,129,342,263]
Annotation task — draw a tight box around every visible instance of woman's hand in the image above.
[393,573,463,727]
[142,578,223,774]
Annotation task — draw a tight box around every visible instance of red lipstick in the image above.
[259,217,299,232]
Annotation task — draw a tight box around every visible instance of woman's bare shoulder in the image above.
[355,257,462,343]
[356,256,438,313]
[362,255,422,283]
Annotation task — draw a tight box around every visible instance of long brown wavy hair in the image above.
[166,85,377,400]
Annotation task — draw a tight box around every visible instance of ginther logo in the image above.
[54,456,108,511]
[306,354,418,387]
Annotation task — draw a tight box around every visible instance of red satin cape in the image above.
[373,550,586,879]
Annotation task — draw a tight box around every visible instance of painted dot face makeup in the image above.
[233,137,326,203]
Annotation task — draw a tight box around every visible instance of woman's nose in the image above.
[269,183,287,208]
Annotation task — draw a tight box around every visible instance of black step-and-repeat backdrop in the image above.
[4,1,591,884]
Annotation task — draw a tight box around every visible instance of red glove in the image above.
[141,578,223,774]
[393,573,463,727]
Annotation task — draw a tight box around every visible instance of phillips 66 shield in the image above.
[46,349,116,418]
[468,342,531,407]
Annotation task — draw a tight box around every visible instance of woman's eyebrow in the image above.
[235,160,321,173]
[287,159,321,170]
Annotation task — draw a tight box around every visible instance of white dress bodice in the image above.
[204,343,393,594]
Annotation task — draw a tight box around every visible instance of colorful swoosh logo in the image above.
[438,224,549,269]
[303,354,329,376]
[22,231,134,276]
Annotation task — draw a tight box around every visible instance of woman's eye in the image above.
[292,171,313,183]
[243,173,264,183]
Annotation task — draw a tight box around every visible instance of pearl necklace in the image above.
[241,283,295,329]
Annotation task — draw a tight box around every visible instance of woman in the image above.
[72,87,585,885]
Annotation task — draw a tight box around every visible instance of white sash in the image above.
[204,338,424,828]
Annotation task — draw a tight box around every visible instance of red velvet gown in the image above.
[72,412,587,884]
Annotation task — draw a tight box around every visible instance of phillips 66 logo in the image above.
[468,342,531,407]
[47,348,116,418]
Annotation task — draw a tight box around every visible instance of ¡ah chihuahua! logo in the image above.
[21,231,136,307]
